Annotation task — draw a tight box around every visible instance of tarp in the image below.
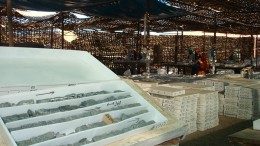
[0,0,118,11]
[83,0,188,20]
[0,0,188,20]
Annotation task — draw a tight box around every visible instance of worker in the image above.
[195,48,200,60]
[197,53,210,75]
[188,48,195,63]
[191,48,201,75]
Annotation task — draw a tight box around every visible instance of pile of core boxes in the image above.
[224,85,258,119]
[237,87,255,119]
[223,85,240,118]
[132,80,158,92]
[148,86,197,134]
[192,79,226,116]
[218,93,225,115]
[195,89,219,131]
[246,85,260,120]
[148,82,219,134]
[192,79,227,92]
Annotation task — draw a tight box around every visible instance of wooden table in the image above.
[113,60,245,75]
[214,65,244,74]
[228,128,260,146]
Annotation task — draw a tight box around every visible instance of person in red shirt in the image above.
[197,53,210,75]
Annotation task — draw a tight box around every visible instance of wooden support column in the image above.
[203,31,206,51]
[7,0,14,46]
[250,34,253,58]
[0,10,2,44]
[240,35,242,62]
[135,22,142,74]
[61,13,64,49]
[144,0,151,77]
[225,32,227,60]
[136,21,141,53]
[181,27,184,54]
[50,24,54,48]
[213,31,216,49]
[175,29,179,63]
[213,15,217,50]
[256,35,258,67]
[250,27,254,62]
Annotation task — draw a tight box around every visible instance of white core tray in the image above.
[0,80,168,146]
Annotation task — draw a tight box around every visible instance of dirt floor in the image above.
[179,116,253,146]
